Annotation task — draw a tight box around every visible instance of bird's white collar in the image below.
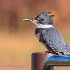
[36,24,53,28]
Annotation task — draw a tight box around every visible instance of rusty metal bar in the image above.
[31,51,55,70]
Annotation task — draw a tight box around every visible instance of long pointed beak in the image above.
[23,18,38,24]
[23,18,34,21]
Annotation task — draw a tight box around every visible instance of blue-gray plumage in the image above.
[42,28,69,53]
[23,12,70,55]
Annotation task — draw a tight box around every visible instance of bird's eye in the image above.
[40,19,44,21]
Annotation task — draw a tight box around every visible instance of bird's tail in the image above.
[63,52,70,56]
[63,45,70,56]
[63,46,70,56]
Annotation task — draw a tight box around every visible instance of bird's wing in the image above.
[42,28,69,52]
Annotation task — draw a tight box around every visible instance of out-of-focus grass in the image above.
[0,30,46,70]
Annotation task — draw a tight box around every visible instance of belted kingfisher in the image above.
[23,12,70,55]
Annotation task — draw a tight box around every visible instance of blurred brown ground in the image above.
[0,0,70,70]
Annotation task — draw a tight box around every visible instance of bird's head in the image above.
[23,12,55,28]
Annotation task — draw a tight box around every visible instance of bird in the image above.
[23,12,70,55]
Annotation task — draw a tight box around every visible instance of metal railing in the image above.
[31,52,70,70]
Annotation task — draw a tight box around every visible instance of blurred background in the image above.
[0,0,70,70]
